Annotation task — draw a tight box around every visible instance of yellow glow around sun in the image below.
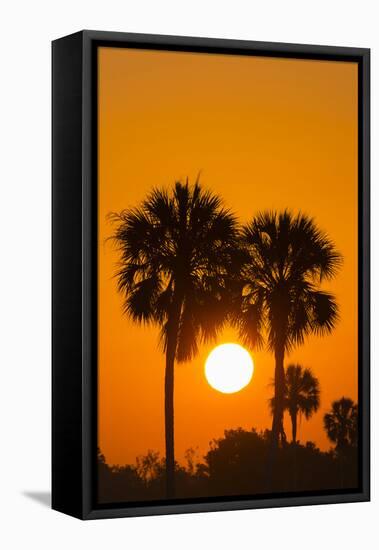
[205,343,254,394]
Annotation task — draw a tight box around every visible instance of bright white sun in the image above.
[205,343,254,394]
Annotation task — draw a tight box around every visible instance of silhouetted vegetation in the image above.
[270,364,320,443]
[324,398,358,488]
[324,397,357,450]
[98,404,358,503]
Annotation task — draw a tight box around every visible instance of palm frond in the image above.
[237,210,341,354]
[269,363,320,424]
[308,290,339,335]
[323,397,357,449]
[110,178,240,364]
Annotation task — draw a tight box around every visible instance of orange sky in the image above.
[98,47,358,467]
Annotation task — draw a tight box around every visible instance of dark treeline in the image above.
[98,397,358,503]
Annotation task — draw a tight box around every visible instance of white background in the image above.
[0,1,377,548]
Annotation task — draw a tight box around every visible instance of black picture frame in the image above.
[52,30,370,520]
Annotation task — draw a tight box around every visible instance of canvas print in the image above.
[97,47,358,504]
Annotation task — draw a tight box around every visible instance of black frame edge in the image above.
[82,29,369,58]
[360,49,370,502]
[85,490,369,520]
[52,31,85,519]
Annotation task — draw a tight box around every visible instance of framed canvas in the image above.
[52,30,370,520]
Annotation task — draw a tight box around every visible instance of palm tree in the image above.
[324,397,358,451]
[234,211,341,448]
[271,364,320,443]
[110,180,241,498]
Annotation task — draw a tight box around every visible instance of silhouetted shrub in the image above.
[97,426,358,503]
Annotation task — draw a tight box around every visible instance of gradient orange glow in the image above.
[98,47,358,467]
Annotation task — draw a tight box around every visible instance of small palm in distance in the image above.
[324,397,358,451]
[110,179,242,498]
[270,364,320,443]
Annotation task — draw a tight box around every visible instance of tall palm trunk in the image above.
[164,338,175,498]
[271,343,285,447]
[290,409,297,443]
[290,409,298,490]
[164,291,182,499]
[265,340,286,491]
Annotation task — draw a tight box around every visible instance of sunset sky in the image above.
[98,47,358,467]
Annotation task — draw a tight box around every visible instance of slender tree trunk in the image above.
[164,340,175,498]
[290,411,298,491]
[164,292,182,499]
[271,343,285,448]
[337,445,347,489]
[265,341,286,491]
[290,410,297,444]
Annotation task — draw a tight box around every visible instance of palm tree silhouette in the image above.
[271,364,320,443]
[110,180,240,498]
[235,211,341,448]
[324,397,358,451]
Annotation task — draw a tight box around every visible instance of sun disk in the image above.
[205,343,254,394]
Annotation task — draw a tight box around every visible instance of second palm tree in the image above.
[235,211,341,449]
